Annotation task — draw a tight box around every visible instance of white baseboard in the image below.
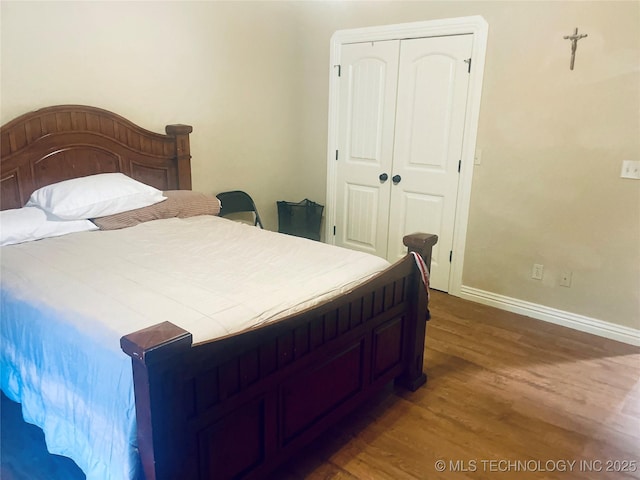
[459,286,640,347]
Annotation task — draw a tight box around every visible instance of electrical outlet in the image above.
[620,160,640,179]
[532,263,544,280]
[560,271,572,287]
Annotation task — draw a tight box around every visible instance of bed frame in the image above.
[0,105,438,480]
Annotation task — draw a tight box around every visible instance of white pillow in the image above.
[0,207,98,246]
[26,173,166,220]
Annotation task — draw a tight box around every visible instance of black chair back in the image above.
[216,190,264,228]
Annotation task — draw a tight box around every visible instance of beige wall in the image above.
[2,1,638,331]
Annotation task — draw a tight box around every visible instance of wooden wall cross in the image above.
[563,27,588,70]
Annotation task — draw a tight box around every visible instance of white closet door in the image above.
[387,34,473,291]
[334,40,400,257]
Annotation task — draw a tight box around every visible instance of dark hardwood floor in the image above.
[271,291,640,480]
[2,291,639,479]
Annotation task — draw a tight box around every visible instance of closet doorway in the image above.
[325,16,488,294]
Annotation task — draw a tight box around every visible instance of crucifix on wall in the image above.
[563,27,588,70]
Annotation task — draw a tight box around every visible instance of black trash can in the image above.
[277,199,324,241]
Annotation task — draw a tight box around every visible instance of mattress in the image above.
[0,216,391,480]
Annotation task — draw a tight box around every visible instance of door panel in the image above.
[387,35,473,291]
[342,183,381,251]
[391,192,444,264]
[406,55,459,169]
[335,41,400,257]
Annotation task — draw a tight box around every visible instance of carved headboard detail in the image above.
[0,105,193,210]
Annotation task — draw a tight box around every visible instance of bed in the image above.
[0,105,438,480]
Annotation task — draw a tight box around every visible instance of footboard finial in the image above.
[120,321,192,364]
[403,233,438,270]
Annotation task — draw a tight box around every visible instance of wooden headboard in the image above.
[0,105,193,210]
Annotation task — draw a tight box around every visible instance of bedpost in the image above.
[121,321,193,480]
[403,233,438,272]
[165,124,193,190]
[396,232,438,391]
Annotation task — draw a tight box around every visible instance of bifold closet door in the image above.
[334,34,472,292]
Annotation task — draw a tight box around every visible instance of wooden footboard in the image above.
[121,233,437,480]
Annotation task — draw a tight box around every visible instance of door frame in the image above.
[325,15,488,297]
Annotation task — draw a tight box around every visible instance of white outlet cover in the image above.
[532,263,544,280]
[620,160,640,179]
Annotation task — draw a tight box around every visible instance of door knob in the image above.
[379,173,389,182]
[392,174,402,184]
